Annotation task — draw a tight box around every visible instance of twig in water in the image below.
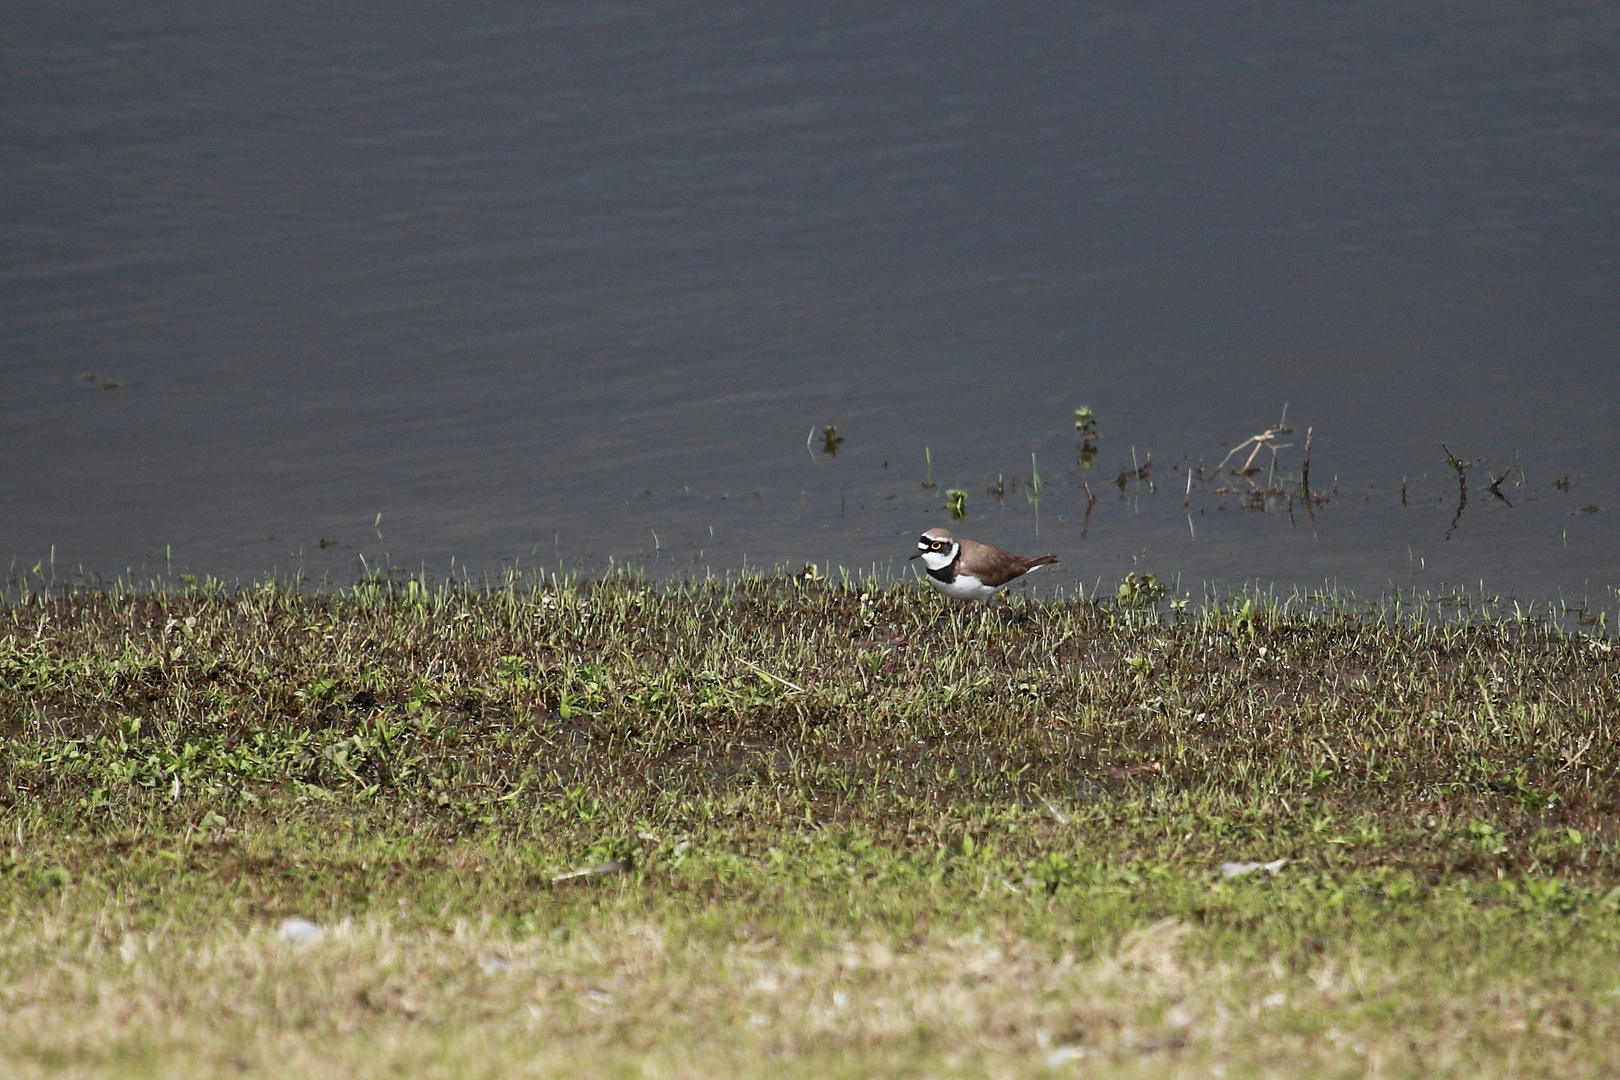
[1442,444,1472,539]
[1300,427,1313,497]
[1487,455,1516,507]
[1217,406,1294,481]
[1114,451,1152,493]
[1300,427,1317,533]
[1184,464,1196,538]
[1028,454,1043,536]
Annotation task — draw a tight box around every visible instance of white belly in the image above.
[927,572,1000,603]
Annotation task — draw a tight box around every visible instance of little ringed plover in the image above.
[910,528,1058,603]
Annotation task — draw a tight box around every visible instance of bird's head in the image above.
[911,528,958,569]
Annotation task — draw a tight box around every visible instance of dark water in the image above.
[4,2,1618,608]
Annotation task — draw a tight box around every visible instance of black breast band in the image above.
[926,550,960,583]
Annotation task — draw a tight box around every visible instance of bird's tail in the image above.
[1025,555,1059,569]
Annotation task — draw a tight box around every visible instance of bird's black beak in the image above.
[909,550,922,560]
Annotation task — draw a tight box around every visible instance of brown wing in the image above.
[958,539,1058,588]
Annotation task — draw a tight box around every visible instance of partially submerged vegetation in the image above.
[3,573,1620,1078]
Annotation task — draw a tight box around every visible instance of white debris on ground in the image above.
[276,918,324,944]
[1218,858,1289,879]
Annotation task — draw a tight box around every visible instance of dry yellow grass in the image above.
[4,898,1619,1079]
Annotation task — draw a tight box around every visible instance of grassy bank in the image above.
[3,573,1619,1078]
